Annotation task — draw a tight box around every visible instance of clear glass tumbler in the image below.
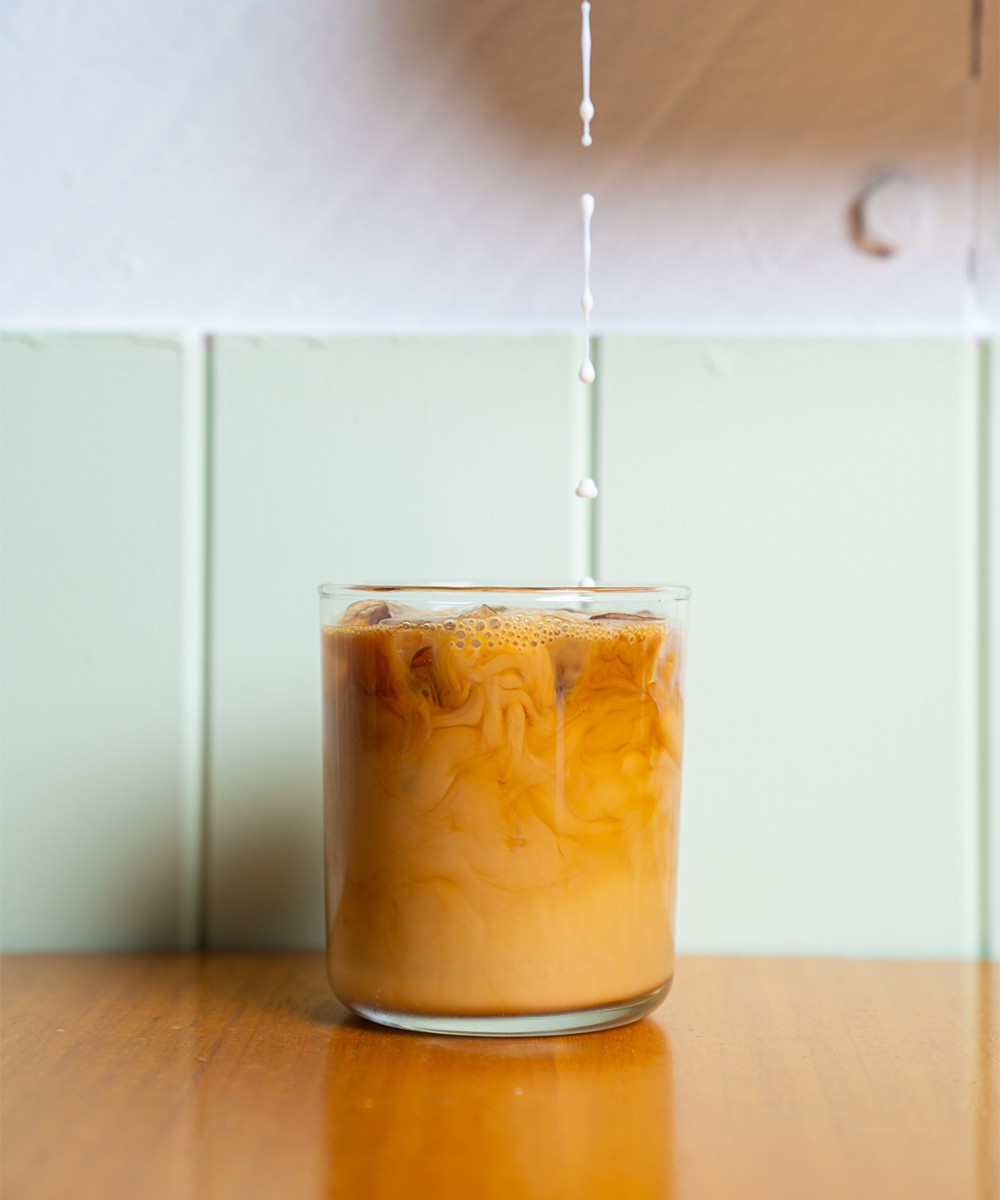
[320,584,689,1036]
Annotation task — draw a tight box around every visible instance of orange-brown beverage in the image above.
[321,585,688,1035]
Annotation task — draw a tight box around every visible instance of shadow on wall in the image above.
[207,760,325,951]
[390,0,967,159]
[1,767,185,953]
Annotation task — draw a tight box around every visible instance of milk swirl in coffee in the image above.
[324,601,684,1015]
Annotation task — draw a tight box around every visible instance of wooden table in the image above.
[1,954,996,1200]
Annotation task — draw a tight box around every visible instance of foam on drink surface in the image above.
[332,600,663,647]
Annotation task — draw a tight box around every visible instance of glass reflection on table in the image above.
[324,1014,675,1199]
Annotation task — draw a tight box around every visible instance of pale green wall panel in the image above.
[3,333,989,958]
[0,335,204,950]
[207,336,590,947]
[597,338,979,958]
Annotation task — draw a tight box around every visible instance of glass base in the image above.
[347,977,672,1037]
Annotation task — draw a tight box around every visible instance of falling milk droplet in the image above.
[579,575,596,588]
[576,477,599,499]
[580,2,594,146]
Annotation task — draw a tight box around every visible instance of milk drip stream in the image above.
[574,7,598,576]
[577,1,596,389]
[579,1,594,146]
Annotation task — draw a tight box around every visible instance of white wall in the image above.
[1,0,997,334]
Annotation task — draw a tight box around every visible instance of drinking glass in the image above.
[320,584,689,1036]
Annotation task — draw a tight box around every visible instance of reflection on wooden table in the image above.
[326,1011,671,1197]
[1,954,996,1200]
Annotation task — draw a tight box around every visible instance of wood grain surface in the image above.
[1,954,996,1200]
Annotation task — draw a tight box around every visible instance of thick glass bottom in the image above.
[346,977,673,1037]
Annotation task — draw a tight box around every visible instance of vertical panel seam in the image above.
[981,339,995,958]
[590,338,601,582]
[178,334,209,950]
[569,336,597,584]
[970,0,983,79]
[197,335,216,951]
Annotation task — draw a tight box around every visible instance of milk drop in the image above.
[579,193,595,384]
[575,477,599,499]
[579,2,594,146]
[579,575,596,588]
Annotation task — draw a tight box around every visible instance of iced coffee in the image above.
[321,586,688,1035]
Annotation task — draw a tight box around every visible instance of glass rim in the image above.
[319,581,691,600]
